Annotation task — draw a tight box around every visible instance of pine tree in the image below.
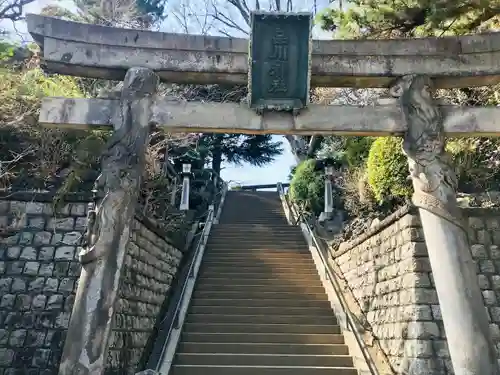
[317,0,500,195]
[199,134,283,176]
[318,0,500,38]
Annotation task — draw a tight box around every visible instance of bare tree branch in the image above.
[210,3,248,34]
[0,0,34,21]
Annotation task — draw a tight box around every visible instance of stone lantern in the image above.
[177,149,200,211]
[315,158,339,223]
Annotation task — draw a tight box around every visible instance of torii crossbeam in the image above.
[41,96,500,137]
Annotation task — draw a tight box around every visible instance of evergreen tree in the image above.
[199,134,283,176]
[316,0,500,198]
[163,85,284,176]
[135,0,166,23]
[45,0,167,26]
[318,0,499,38]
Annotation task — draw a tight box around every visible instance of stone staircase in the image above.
[169,191,358,375]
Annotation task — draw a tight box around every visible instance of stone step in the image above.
[201,255,311,262]
[219,217,285,220]
[182,323,341,334]
[203,252,309,258]
[207,233,304,239]
[219,217,288,221]
[210,227,296,232]
[220,207,283,210]
[198,271,319,279]
[180,332,345,345]
[217,221,290,225]
[198,270,319,279]
[218,213,286,217]
[169,365,357,375]
[209,233,301,238]
[210,225,297,230]
[174,353,353,367]
[198,267,317,275]
[191,290,326,301]
[195,277,323,287]
[188,306,332,316]
[193,284,325,294]
[217,222,289,225]
[206,241,305,247]
[185,314,337,325]
[200,260,316,268]
[189,298,330,309]
[168,191,355,374]
[176,342,349,355]
[207,238,304,243]
[204,247,310,253]
[218,216,287,220]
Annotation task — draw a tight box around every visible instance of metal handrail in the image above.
[277,182,379,375]
[153,182,228,374]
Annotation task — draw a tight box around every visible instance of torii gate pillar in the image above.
[392,75,500,375]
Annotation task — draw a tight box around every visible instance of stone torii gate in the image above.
[28,11,500,375]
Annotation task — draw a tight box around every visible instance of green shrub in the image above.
[316,136,374,168]
[446,137,500,193]
[366,135,500,204]
[343,137,374,167]
[289,159,324,215]
[0,41,17,62]
[0,67,109,193]
[366,137,412,203]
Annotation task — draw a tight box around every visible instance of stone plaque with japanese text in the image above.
[249,11,312,112]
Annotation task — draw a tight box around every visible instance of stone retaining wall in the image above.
[107,214,183,375]
[331,205,500,375]
[0,193,183,375]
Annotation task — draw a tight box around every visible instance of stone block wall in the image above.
[465,208,500,365]
[0,193,184,375]
[331,205,500,375]
[0,197,86,375]
[107,215,183,375]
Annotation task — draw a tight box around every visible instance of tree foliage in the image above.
[289,159,325,215]
[366,137,412,203]
[199,134,283,175]
[0,55,108,194]
[163,84,284,174]
[301,0,500,217]
[318,0,500,38]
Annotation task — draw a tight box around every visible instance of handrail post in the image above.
[214,183,227,225]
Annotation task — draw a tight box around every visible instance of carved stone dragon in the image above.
[59,68,158,375]
[79,68,158,264]
[389,75,466,232]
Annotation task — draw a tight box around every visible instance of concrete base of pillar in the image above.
[318,211,344,236]
[318,211,333,223]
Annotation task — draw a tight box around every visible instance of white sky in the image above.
[1,0,339,186]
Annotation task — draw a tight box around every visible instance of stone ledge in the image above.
[461,207,500,217]
[26,13,500,55]
[334,205,419,258]
[134,211,179,252]
[0,190,92,203]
